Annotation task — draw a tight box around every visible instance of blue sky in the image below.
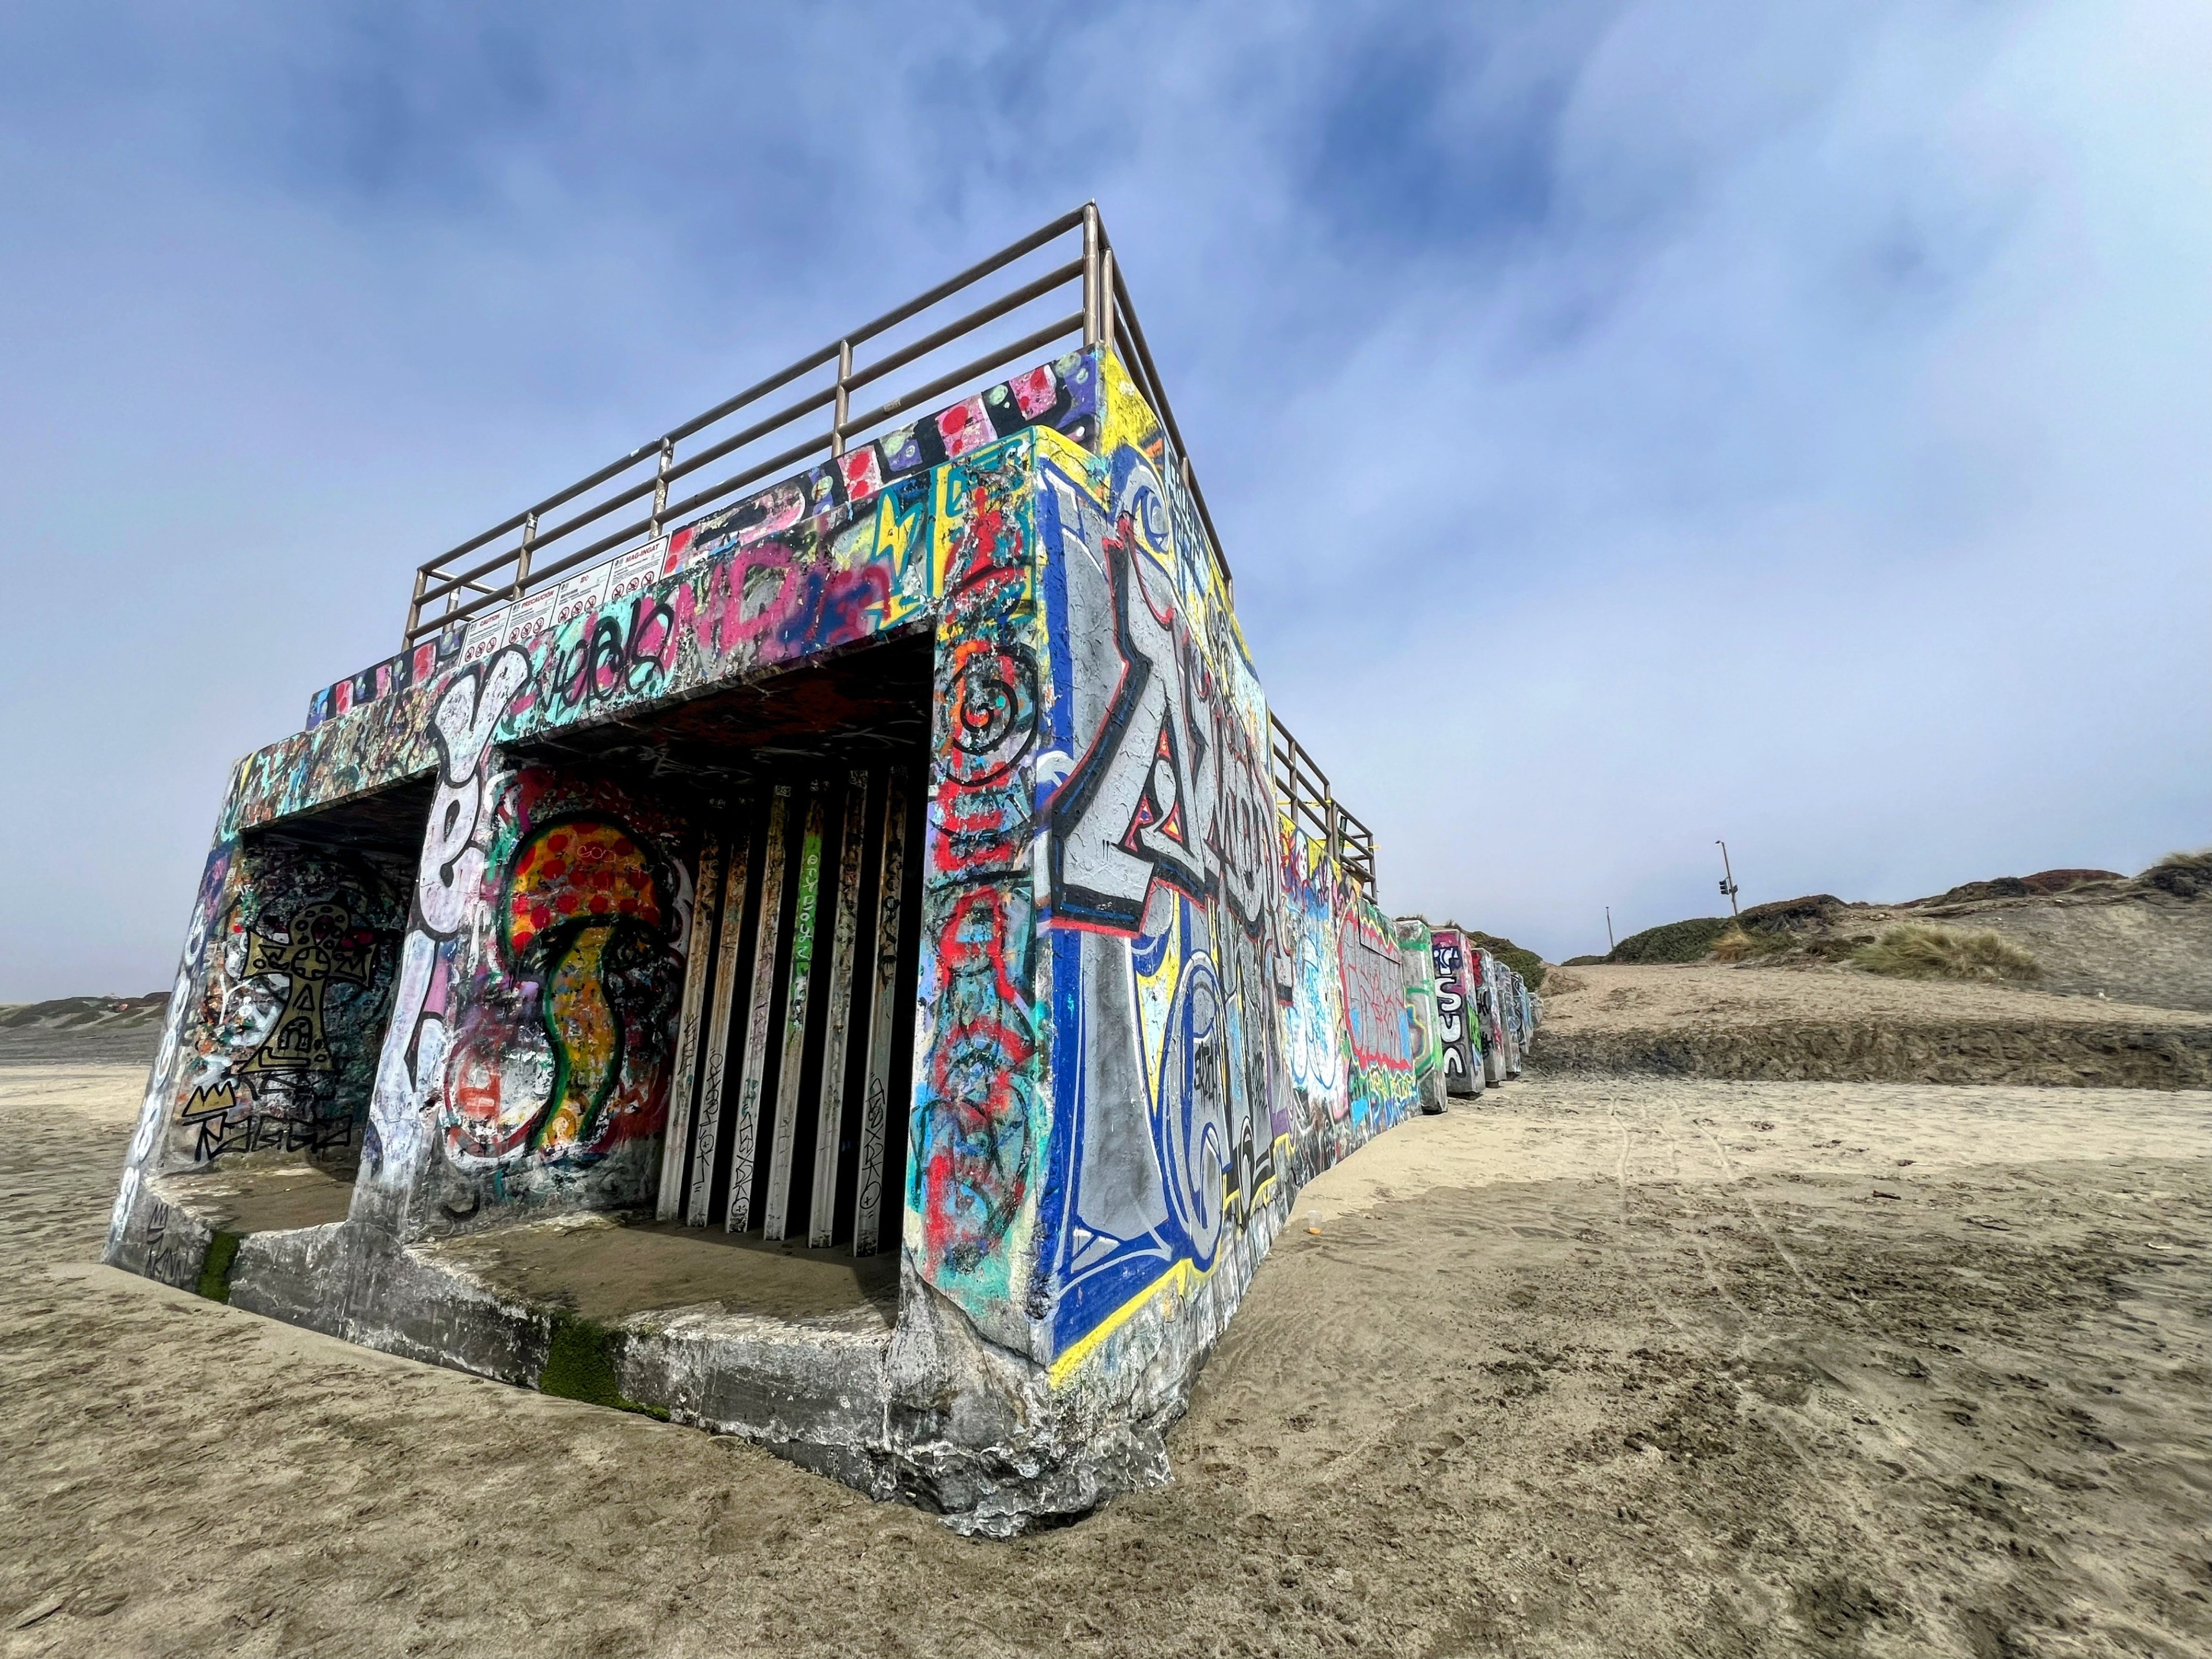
[1,0,2205,997]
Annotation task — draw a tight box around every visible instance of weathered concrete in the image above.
[104,342,1540,1530]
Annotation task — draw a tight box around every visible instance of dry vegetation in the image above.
[1710,923,1789,963]
[2142,847,2212,900]
[1851,922,2041,983]
[1568,854,2211,1013]
[1529,963,2211,1086]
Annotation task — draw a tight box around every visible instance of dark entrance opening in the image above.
[509,627,931,1266]
[166,771,434,1233]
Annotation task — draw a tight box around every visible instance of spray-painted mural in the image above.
[108,339,1539,1528]
[1393,916,1448,1115]
[166,840,408,1167]
[1469,947,1520,1082]
[1017,404,1427,1372]
[904,441,1048,1345]
[1023,423,1287,1362]
[1426,926,1484,1097]
[434,768,692,1212]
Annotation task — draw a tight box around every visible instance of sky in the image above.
[1,0,2205,998]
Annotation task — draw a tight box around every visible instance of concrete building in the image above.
[104,207,1531,1532]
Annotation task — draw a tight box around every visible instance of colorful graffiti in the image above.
[1426,926,1484,1097]
[168,842,407,1166]
[506,819,665,1152]
[438,770,688,1214]
[359,648,532,1215]
[103,327,1557,1531]
[1024,404,1426,1366]
[1469,947,1518,1084]
[907,442,1045,1335]
[125,345,1514,1351]
[1394,916,1447,1115]
[302,353,1101,734]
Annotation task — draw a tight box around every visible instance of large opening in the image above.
[161,771,434,1235]
[490,628,933,1319]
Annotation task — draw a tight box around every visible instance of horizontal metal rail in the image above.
[1270,711,1379,899]
[403,203,1238,644]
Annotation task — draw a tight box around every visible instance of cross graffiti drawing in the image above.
[236,902,376,1075]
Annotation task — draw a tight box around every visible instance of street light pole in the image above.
[1716,840,1740,918]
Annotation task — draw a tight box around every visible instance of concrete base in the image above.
[101,1170,1212,1535]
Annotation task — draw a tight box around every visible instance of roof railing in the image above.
[403,202,1233,645]
[1270,711,1380,900]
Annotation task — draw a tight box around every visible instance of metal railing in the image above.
[1270,712,1378,899]
[403,203,1233,645]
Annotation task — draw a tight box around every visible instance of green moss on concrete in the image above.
[539,1312,670,1419]
[194,1230,243,1303]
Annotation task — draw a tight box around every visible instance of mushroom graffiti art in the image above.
[440,771,691,1182]
[503,818,665,1156]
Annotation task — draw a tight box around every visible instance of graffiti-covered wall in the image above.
[1427,926,1485,1098]
[1395,916,1449,1115]
[888,372,1434,1394]
[105,340,1535,1525]
[151,836,410,1173]
[411,763,695,1230]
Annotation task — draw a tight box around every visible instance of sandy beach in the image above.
[2,1055,2205,1657]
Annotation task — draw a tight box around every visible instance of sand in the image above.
[1534,963,2212,1087]
[2,1056,2205,1657]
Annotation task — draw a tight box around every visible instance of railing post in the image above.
[514,512,537,600]
[831,339,853,459]
[405,569,427,648]
[650,438,674,537]
[1082,203,1100,347]
[1099,248,1116,358]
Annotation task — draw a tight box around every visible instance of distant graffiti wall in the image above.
[1395,916,1447,1115]
[1469,947,1520,1081]
[1426,926,1484,1097]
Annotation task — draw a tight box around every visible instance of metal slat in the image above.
[761,781,828,1244]
[684,818,754,1226]
[807,771,869,1248]
[656,830,724,1221]
[851,768,910,1258]
[724,787,791,1233]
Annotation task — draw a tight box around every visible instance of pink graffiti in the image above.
[688,544,891,666]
